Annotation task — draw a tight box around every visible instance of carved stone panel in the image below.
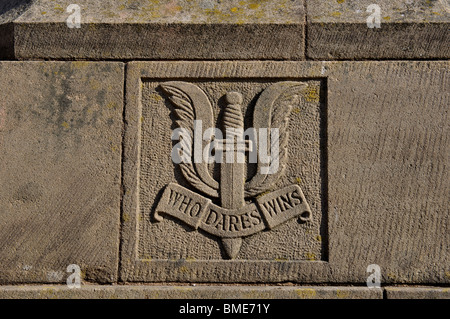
[122,61,449,284]
[121,62,328,282]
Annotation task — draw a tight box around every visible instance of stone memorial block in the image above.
[122,61,448,284]
[0,62,124,283]
[1,0,447,299]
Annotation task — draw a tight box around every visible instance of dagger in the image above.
[216,92,252,258]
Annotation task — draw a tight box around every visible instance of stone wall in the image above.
[0,0,448,299]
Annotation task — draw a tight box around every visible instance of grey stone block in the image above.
[326,61,449,284]
[0,285,383,299]
[5,0,305,60]
[0,62,124,283]
[385,287,450,299]
[307,0,450,59]
[121,61,448,284]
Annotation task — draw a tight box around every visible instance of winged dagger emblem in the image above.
[155,81,312,259]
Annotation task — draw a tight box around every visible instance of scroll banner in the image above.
[155,183,312,238]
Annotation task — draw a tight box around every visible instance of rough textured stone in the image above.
[6,0,305,60]
[385,287,450,299]
[326,61,449,284]
[0,285,382,299]
[307,0,450,59]
[0,62,124,283]
[122,61,448,284]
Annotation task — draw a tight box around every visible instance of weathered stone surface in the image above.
[326,61,449,284]
[0,285,382,299]
[385,287,450,299]
[0,62,124,283]
[307,0,450,59]
[122,61,448,284]
[6,0,305,60]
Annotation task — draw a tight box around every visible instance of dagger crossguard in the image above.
[217,91,252,161]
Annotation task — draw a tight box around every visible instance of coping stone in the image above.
[306,0,450,59]
[5,0,305,60]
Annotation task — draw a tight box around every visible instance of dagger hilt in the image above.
[223,92,244,130]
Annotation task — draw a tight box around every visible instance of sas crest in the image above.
[155,81,312,259]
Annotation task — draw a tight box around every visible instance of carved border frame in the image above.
[121,61,329,283]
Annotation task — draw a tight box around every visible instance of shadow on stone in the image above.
[0,0,34,59]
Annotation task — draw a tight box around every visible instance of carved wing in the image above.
[160,81,219,198]
[245,82,307,197]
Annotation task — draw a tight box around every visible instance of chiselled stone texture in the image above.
[327,61,449,284]
[122,61,448,284]
[4,285,450,299]
[3,1,449,61]
[385,287,450,299]
[307,0,450,59]
[0,285,382,299]
[2,0,305,60]
[0,62,124,283]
